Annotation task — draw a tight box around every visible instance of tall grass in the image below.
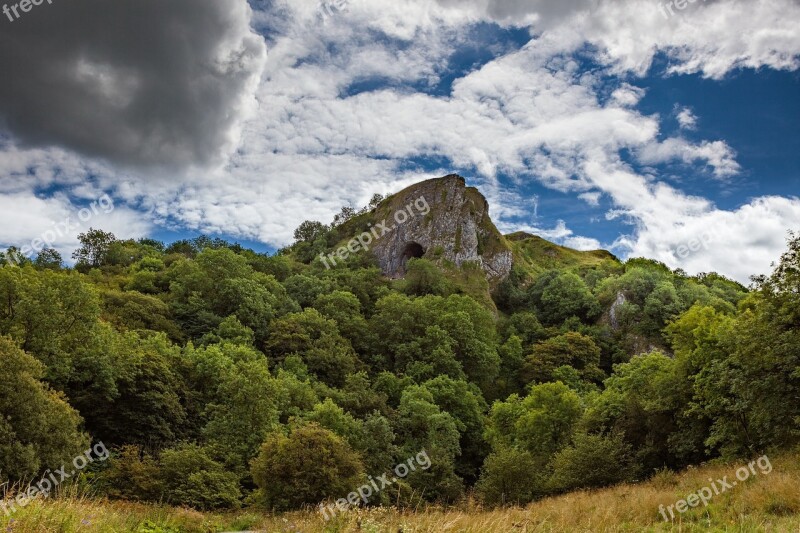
[2,451,799,532]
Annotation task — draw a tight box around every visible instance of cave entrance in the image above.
[400,242,425,274]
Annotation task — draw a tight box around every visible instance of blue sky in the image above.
[1,0,799,282]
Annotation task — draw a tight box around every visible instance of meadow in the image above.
[3,450,799,532]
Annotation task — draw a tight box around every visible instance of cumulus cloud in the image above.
[622,196,800,284]
[676,107,699,130]
[0,191,152,263]
[637,138,740,178]
[0,0,266,169]
[1,0,799,284]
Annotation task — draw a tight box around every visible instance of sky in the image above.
[1,0,799,283]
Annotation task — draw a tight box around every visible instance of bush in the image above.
[250,424,364,511]
[0,336,88,480]
[158,444,241,510]
[476,447,544,505]
[548,432,634,492]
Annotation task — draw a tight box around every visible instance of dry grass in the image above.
[2,451,800,532]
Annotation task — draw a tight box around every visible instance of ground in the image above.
[3,450,799,532]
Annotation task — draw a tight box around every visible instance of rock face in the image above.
[368,174,513,283]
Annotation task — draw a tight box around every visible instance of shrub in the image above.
[476,447,544,505]
[250,424,364,511]
[548,432,634,492]
[158,444,241,510]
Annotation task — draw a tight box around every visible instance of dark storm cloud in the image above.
[0,0,266,169]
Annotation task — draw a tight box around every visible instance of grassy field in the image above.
[2,451,799,532]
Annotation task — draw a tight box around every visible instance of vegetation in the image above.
[0,199,798,531]
[2,449,800,531]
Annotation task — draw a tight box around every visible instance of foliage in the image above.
[250,423,364,511]
[0,223,796,516]
[0,336,88,479]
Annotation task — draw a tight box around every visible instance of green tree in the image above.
[529,271,600,326]
[548,432,634,492]
[196,344,280,472]
[88,332,186,449]
[72,228,117,269]
[476,447,544,506]
[421,376,489,483]
[158,444,242,510]
[0,336,87,480]
[250,424,364,511]
[266,308,360,387]
[396,386,464,502]
[34,248,62,270]
[293,220,328,244]
[522,332,605,385]
[582,351,699,472]
[486,382,583,458]
[403,258,452,296]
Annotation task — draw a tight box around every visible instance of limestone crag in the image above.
[368,174,512,283]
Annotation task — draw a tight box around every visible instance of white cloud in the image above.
[0,192,152,264]
[1,0,799,283]
[623,196,800,284]
[676,107,698,130]
[579,192,602,206]
[637,138,740,178]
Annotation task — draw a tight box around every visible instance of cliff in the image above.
[360,174,513,283]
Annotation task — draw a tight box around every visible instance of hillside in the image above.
[0,175,798,533]
[507,231,618,274]
[5,449,799,531]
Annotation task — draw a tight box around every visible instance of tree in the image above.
[421,376,489,483]
[476,447,543,506]
[157,444,241,510]
[34,248,62,270]
[534,272,600,326]
[293,220,328,244]
[192,344,281,472]
[332,206,357,227]
[312,290,372,355]
[88,332,186,449]
[581,351,698,472]
[265,308,360,387]
[548,432,634,492]
[250,424,364,511]
[486,382,583,458]
[368,193,385,209]
[283,274,336,308]
[403,258,452,296]
[522,332,604,385]
[396,386,464,502]
[0,267,100,386]
[73,228,117,268]
[0,336,88,480]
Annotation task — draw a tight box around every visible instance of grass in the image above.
[3,451,800,532]
[508,232,618,276]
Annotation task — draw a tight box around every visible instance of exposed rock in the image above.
[609,291,627,331]
[368,174,513,283]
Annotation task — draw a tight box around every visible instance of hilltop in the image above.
[287,174,621,309]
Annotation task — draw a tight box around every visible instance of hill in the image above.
[0,174,797,532]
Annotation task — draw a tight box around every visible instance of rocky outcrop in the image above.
[368,174,512,283]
